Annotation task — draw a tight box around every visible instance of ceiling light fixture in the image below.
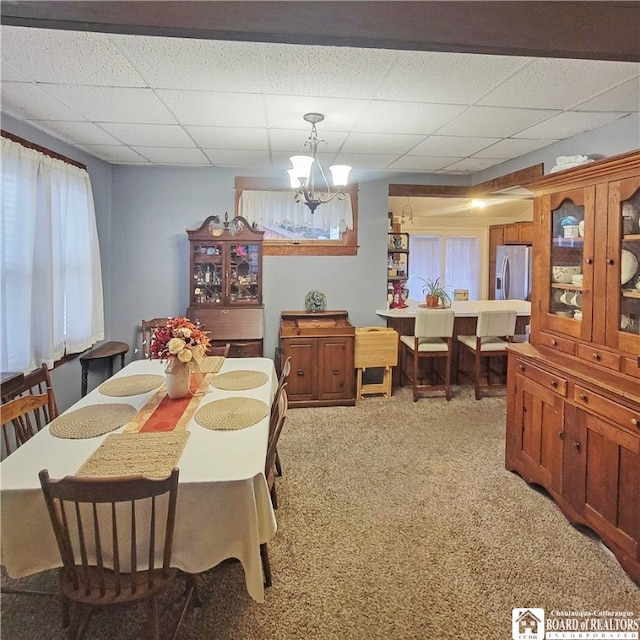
[470,198,487,210]
[288,113,352,213]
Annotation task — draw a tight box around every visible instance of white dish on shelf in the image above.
[552,265,582,283]
[620,249,638,285]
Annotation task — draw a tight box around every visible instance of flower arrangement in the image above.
[149,317,210,362]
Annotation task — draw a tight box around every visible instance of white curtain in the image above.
[407,236,441,300]
[1,137,104,373]
[238,190,353,233]
[445,236,480,300]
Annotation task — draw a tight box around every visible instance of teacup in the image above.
[574,310,583,321]
[570,292,583,307]
[563,225,580,238]
[560,290,572,305]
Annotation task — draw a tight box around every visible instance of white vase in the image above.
[165,357,190,399]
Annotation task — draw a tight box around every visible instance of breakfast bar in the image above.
[376,299,531,386]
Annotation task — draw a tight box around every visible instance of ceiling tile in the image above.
[340,132,423,154]
[111,35,264,92]
[186,126,268,149]
[387,155,464,172]
[157,90,265,127]
[435,106,561,138]
[440,157,501,173]
[478,58,640,109]
[133,147,209,164]
[377,50,531,103]
[77,145,148,164]
[265,96,368,130]
[1,82,86,121]
[42,85,177,123]
[202,149,270,167]
[473,138,558,159]
[571,77,640,112]
[513,111,627,140]
[411,135,500,157]
[270,128,348,154]
[27,120,121,145]
[331,153,400,171]
[2,27,144,86]
[355,102,466,135]
[263,43,397,99]
[99,123,195,147]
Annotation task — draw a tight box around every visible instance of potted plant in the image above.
[419,277,451,308]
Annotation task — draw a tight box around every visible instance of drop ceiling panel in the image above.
[186,126,269,150]
[411,135,501,157]
[355,102,466,135]
[265,96,368,131]
[99,123,196,147]
[473,138,559,159]
[387,155,465,172]
[572,78,640,112]
[2,81,86,121]
[28,120,121,145]
[341,132,424,154]
[133,147,209,164]
[513,111,627,140]
[270,128,348,153]
[77,145,148,163]
[203,149,271,166]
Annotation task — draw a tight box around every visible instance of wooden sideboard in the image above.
[279,310,355,408]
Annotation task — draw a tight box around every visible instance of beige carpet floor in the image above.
[2,386,638,639]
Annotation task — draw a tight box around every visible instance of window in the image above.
[408,234,480,300]
[1,135,104,373]
[235,177,358,256]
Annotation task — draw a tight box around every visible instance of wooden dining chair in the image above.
[1,393,53,459]
[400,308,455,402]
[141,318,171,359]
[273,356,291,476]
[260,385,288,588]
[457,309,517,400]
[39,467,200,640]
[207,342,231,357]
[2,363,58,442]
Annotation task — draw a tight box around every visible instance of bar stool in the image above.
[400,308,455,401]
[457,309,516,400]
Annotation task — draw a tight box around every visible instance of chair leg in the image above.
[412,348,419,402]
[474,351,482,401]
[275,448,282,477]
[260,543,272,588]
[270,482,278,509]
[445,348,452,401]
[148,596,160,640]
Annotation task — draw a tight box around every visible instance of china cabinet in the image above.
[186,215,264,357]
[506,150,640,585]
[279,310,355,408]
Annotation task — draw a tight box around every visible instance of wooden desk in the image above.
[79,341,129,396]
[377,300,531,386]
[0,372,25,398]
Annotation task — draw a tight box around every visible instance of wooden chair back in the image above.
[2,393,51,457]
[39,468,184,638]
[208,343,231,357]
[266,386,288,509]
[141,317,171,359]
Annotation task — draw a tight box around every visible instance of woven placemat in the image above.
[210,370,269,391]
[198,356,225,374]
[98,374,165,397]
[49,404,137,439]
[195,397,269,431]
[76,432,190,478]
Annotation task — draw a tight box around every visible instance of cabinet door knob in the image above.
[557,430,564,439]
[551,339,557,346]
[523,405,527,413]
[550,379,558,388]
[585,257,593,265]
[606,258,614,265]
[519,364,525,372]
[632,418,639,428]
[332,369,340,375]
[592,353,600,361]
[579,393,588,402]
[296,369,304,376]
[573,441,581,450]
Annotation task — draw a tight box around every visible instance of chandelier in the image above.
[287,113,352,213]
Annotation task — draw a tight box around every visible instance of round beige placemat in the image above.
[195,397,269,431]
[98,374,165,397]
[49,404,137,439]
[210,370,269,391]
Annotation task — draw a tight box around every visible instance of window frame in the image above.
[234,176,359,256]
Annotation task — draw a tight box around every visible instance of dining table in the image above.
[0,356,278,603]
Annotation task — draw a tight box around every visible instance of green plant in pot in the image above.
[419,277,451,308]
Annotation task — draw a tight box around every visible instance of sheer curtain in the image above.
[1,137,104,373]
[445,236,480,300]
[238,190,353,233]
[407,236,441,300]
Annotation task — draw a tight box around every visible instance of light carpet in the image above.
[2,386,638,639]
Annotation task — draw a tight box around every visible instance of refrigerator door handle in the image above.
[504,256,511,299]
[499,254,508,300]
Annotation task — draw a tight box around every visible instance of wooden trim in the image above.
[388,184,469,197]
[1,129,87,170]
[470,164,544,194]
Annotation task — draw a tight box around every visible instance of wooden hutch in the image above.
[505,150,640,584]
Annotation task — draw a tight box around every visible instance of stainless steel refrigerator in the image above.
[495,245,532,301]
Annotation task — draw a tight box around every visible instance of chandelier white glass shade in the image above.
[288,113,352,213]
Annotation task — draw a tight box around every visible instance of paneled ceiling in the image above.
[1,2,639,180]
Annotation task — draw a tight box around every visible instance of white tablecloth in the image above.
[0,357,277,602]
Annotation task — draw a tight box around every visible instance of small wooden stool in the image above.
[80,341,129,396]
[354,327,398,400]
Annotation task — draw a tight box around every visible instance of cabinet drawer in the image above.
[622,357,640,379]
[576,344,620,371]
[574,385,640,435]
[538,331,575,355]
[515,359,567,396]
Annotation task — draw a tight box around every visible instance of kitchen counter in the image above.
[376,298,531,319]
[377,299,531,387]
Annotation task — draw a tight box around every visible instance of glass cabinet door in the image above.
[612,179,640,353]
[547,194,588,338]
[229,243,261,304]
[192,243,224,305]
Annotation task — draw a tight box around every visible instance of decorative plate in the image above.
[304,290,327,312]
